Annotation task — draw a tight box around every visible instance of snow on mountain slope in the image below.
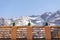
[11,16,44,26]
[0,10,60,26]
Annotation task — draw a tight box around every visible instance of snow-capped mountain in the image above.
[10,16,44,26]
[40,12,52,22]
[0,17,4,26]
[0,10,60,26]
[47,10,60,26]
[4,18,12,26]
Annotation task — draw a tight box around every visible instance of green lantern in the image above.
[45,22,48,26]
[13,22,16,26]
[28,21,31,26]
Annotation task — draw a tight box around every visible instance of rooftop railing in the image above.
[0,26,60,40]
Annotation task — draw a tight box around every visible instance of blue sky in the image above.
[0,0,60,18]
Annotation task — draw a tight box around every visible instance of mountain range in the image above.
[0,10,60,26]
